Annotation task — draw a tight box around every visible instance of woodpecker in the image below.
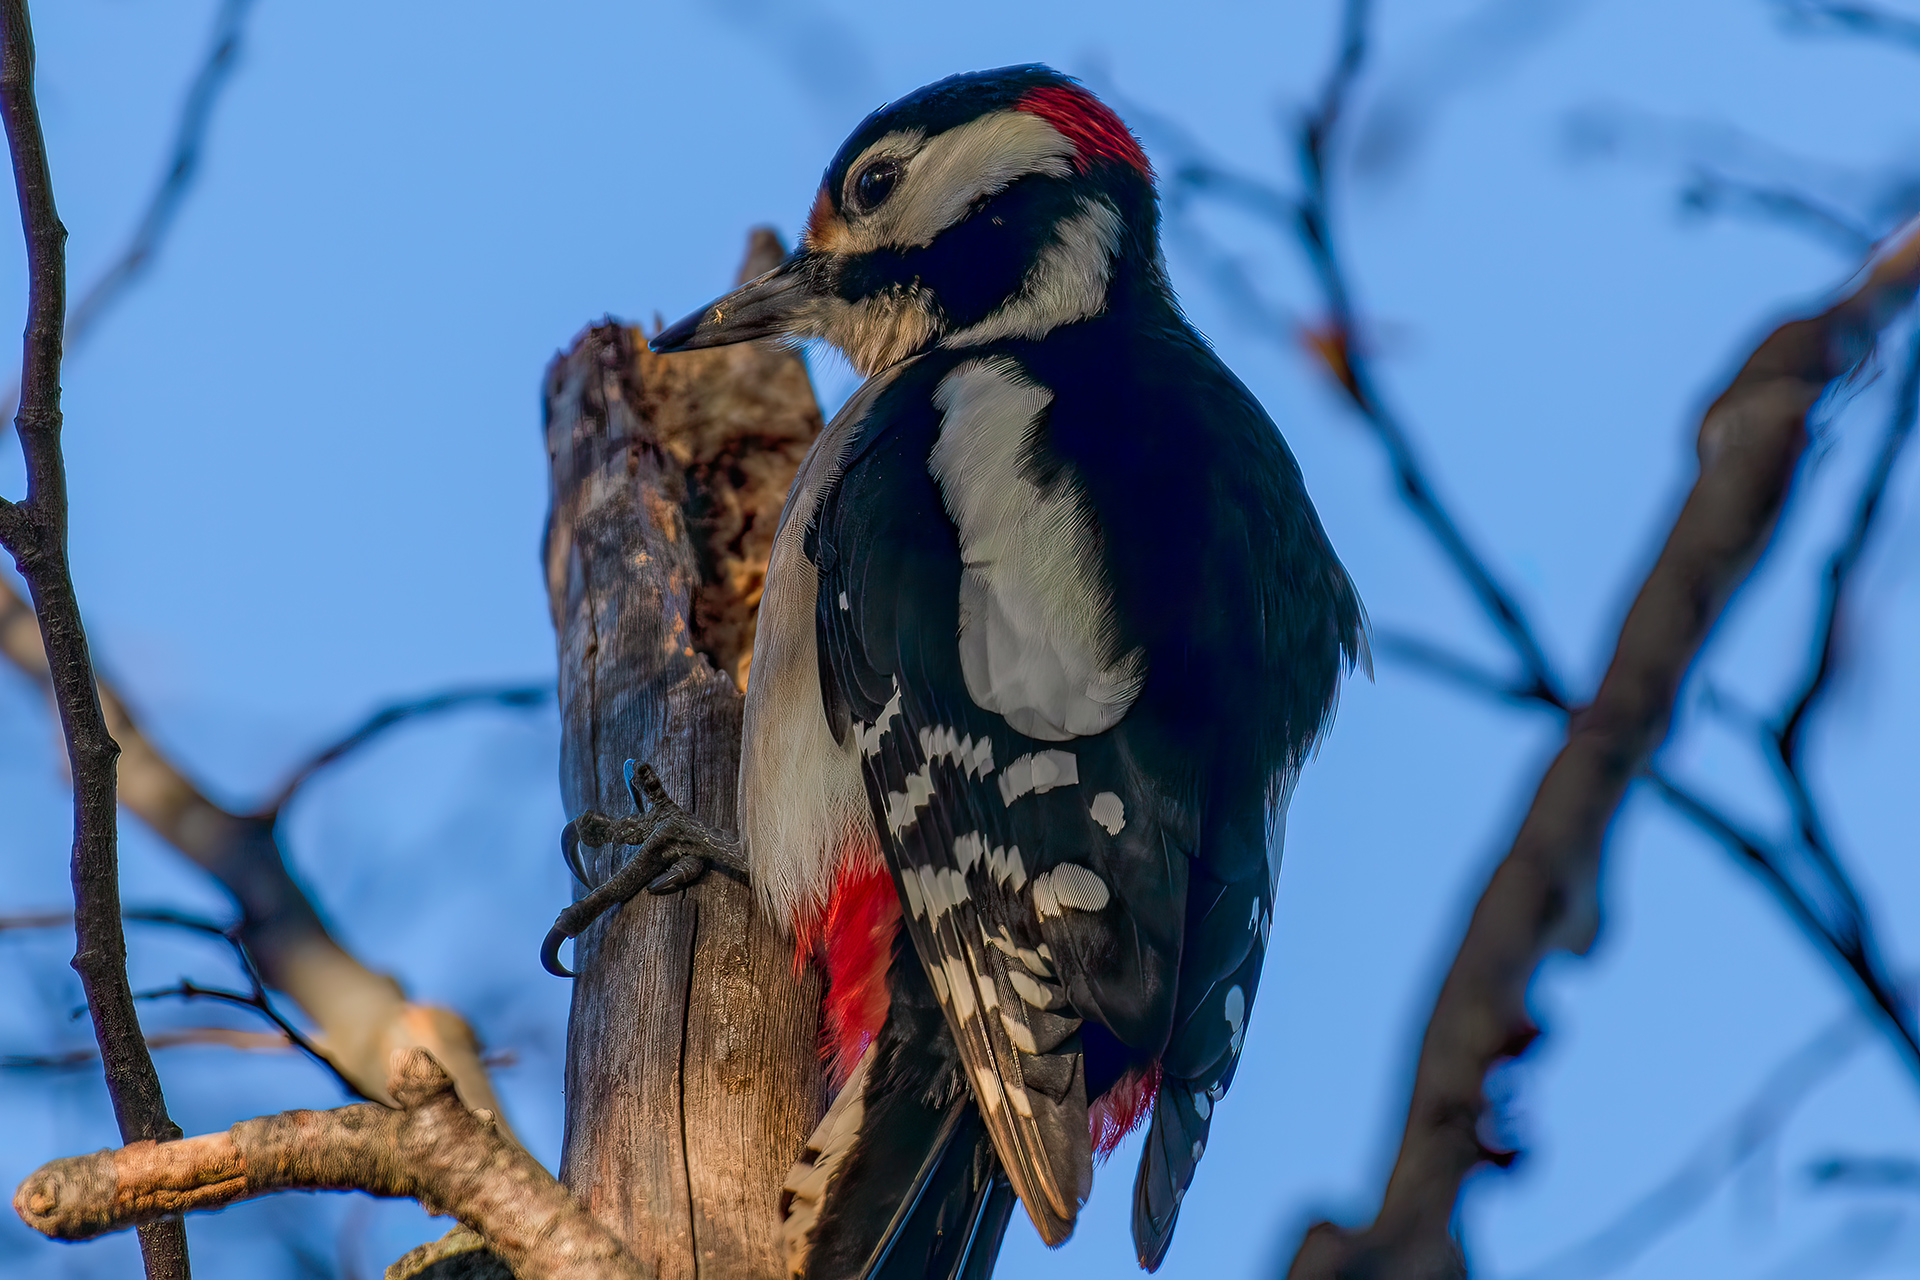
[638,64,1363,1278]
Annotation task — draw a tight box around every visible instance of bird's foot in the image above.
[541,760,746,977]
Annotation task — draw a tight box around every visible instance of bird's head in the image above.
[651,65,1161,375]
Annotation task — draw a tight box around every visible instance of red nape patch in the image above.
[1017,84,1153,181]
[1089,1059,1163,1157]
[794,859,902,1087]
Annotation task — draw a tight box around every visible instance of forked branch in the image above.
[1286,223,1920,1279]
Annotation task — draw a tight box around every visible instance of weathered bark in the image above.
[543,231,826,1280]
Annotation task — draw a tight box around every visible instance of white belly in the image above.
[739,363,914,928]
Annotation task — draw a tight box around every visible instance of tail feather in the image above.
[786,943,1016,1280]
[871,1109,1008,1280]
[1131,1075,1213,1272]
[952,1174,1017,1280]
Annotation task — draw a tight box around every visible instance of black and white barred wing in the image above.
[811,355,1186,1246]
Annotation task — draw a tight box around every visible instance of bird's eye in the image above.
[853,159,902,212]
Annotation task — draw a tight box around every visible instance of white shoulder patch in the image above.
[929,357,1145,740]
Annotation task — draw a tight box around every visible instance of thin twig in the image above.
[1777,330,1920,768]
[1147,0,1920,1086]
[126,979,362,1097]
[1290,0,1571,710]
[1772,0,1920,52]
[0,908,373,1099]
[258,682,551,817]
[1,578,524,1119]
[3,1027,292,1073]
[1681,167,1879,255]
[1372,629,1548,705]
[1287,212,1920,1280]
[1646,769,1918,1069]
[0,5,187,1275]
[0,0,259,429]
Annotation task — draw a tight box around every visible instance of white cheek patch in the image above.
[944,197,1122,347]
[930,358,1146,742]
[844,114,1075,253]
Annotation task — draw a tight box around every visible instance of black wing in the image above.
[811,357,1190,1243]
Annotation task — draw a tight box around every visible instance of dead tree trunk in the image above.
[541,233,826,1280]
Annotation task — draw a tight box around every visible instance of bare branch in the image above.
[1807,1154,1920,1188]
[1285,220,1920,1279]
[1561,104,1919,253]
[0,0,259,429]
[1772,0,1920,53]
[1142,0,1920,1090]
[1777,329,1920,766]
[127,979,362,1099]
[0,572,513,1124]
[257,682,550,817]
[1646,770,1918,1069]
[1372,629,1547,705]
[1269,0,1572,708]
[4,1027,292,1073]
[1679,167,1879,255]
[0,4,186,1273]
[0,908,368,1096]
[12,1049,650,1280]
[1349,0,1593,181]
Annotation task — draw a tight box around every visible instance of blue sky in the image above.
[3,1,1919,1277]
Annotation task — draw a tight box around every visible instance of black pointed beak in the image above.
[649,253,813,353]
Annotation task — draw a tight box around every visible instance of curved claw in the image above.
[647,854,708,895]
[541,926,576,979]
[544,762,739,977]
[559,818,590,886]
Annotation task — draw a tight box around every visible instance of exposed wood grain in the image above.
[544,231,825,1280]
